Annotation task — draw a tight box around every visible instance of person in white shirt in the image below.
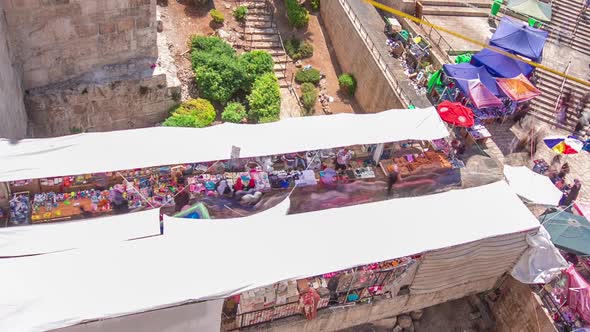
[335,148,353,171]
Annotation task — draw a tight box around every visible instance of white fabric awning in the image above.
[0,209,160,257]
[0,181,539,332]
[504,165,563,206]
[0,107,448,182]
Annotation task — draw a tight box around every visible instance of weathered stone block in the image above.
[135,16,150,29]
[99,22,117,35]
[75,23,99,37]
[117,17,135,32]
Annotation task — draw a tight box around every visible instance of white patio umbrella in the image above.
[504,165,563,206]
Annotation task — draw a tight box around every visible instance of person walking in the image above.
[563,179,582,211]
[574,111,590,135]
[386,164,402,197]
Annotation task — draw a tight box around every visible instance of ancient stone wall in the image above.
[490,276,558,332]
[3,0,157,90]
[0,8,27,139]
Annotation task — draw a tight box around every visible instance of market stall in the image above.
[489,17,548,61]
[471,47,534,79]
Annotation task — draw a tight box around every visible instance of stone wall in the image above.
[0,7,27,139]
[320,0,404,112]
[376,0,416,15]
[3,0,157,89]
[489,276,558,332]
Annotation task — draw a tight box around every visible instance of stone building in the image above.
[0,0,180,138]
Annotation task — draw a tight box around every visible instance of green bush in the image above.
[191,36,235,56]
[285,0,310,28]
[300,82,317,114]
[210,9,225,24]
[310,0,320,11]
[295,68,321,84]
[191,36,244,104]
[338,73,356,95]
[239,50,274,91]
[284,38,314,60]
[233,6,248,22]
[222,102,247,123]
[248,73,281,123]
[162,98,216,128]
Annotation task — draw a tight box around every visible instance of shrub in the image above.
[300,82,317,114]
[338,73,356,95]
[191,36,245,104]
[248,73,281,123]
[285,0,310,28]
[222,102,248,123]
[239,50,274,91]
[233,6,248,22]
[295,68,321,84]
[284,38,314,60]
[310,0,320,11]
[191,35,235,57]
[210,9,225,24]
[162,98,216,128]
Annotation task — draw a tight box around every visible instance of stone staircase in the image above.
[420,0,491,17]
[243,0,289,88]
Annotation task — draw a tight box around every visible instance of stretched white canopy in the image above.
[0,107,448,182]
[0,209,160,257]
[504,165,563,206]
[0,182,539,332]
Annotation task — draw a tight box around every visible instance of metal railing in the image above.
[339,0,412,108]
[421,16,454,63]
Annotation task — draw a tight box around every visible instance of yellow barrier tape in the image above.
[365,0,590,88]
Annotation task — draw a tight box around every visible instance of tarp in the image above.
[0,181,540,332]
[506,0,552,22]
[511,226,568,284]
[471,47,534,78]
[490,17,549,61]
[436,101,475,127]
[443,63,501,96]
[0,209,161,257]
[496,73,542,102]
[540,210,590,256]
[0,108,448,182]
[504,165,563,206]
[565,265,590,324]
[467,80,503,109]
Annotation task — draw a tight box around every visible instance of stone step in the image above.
[272,55,289,63]
[243,2,267,9]
[246,15,272,22]
[245,21,273,28]
[249,34,279,42]
[248,8,272,15]
[251,41,282,49]
[274,63,286,71]
[419,0,492,8]
[422,5,489,17]
[245,27,276,35]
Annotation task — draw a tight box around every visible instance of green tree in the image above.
[222,102,248,123]
[284,38,313,60]
[239,50,274,91]
[338,73,356,95]
[300,82,317,114]
[191,36,235,57]
[247,73,281,123]
[162,98,217,128]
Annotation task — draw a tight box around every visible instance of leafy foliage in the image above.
[247,73,281,123]
[210,9,225,24]
[310,0,320,11]
[338,73,357,95]
[300,82,317,114]
[295,68,321,84]
[191,36,244,104]
[162,99,216,128]
[285,0,310,28]
[239,50,274,91]
[222,102,248,123]
[233,6,248,22]
[284,38,314,60]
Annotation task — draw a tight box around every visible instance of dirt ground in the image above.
[158,0,244,101]
[272,1,361,115]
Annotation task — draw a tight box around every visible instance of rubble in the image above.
[397,314,413,329]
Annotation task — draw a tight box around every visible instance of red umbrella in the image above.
[436,101,475,127]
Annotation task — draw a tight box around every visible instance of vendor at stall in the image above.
[335,148,353,172]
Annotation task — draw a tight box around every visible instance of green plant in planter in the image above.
[338,73,356,95]
[300,82,318,115]
[162,98,217,128]
[295,68,321,84]
[233,6,248,22]
[210,9,225,24]
[222,102,247,123]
